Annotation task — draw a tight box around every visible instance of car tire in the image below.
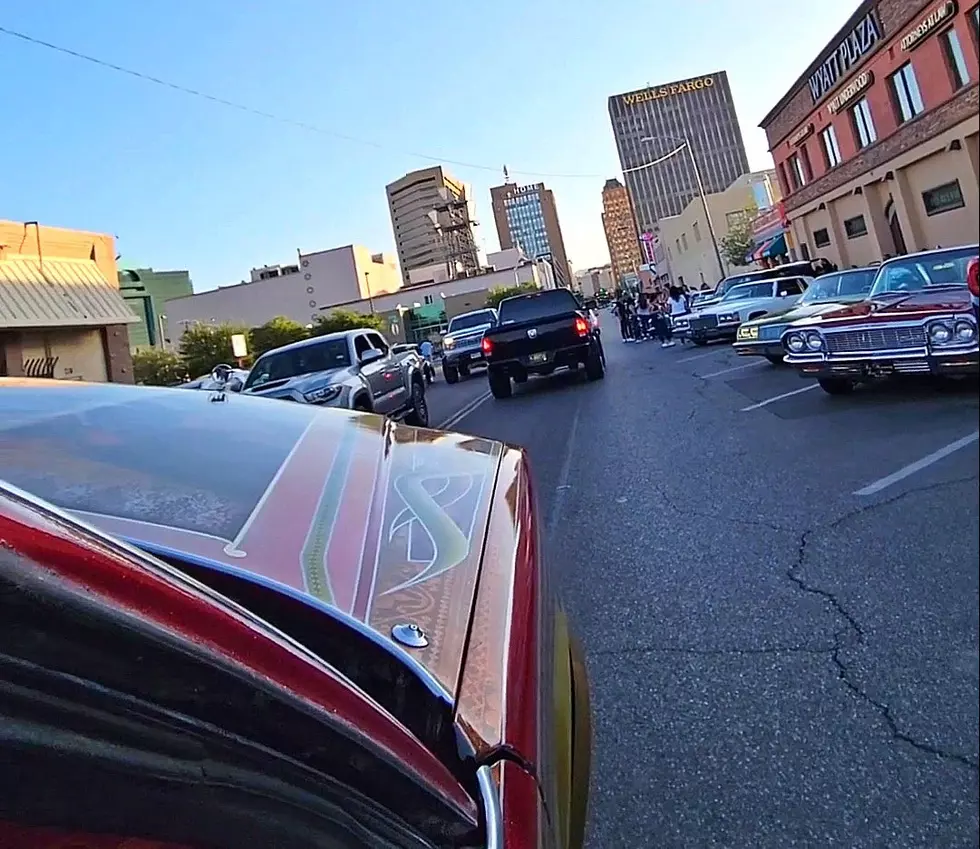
[585,344,605,381]
[444,365,459,384]
[353,395,372,412]
[488,369,512,399]
[765,354,784,366]
[404,379,429,427]
[817,377,855,395]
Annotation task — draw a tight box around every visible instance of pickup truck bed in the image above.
[481,289,605,398]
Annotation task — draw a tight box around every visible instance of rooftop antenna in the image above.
[503,165,513,184]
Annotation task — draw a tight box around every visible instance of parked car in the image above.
[481,288,605,399]
[734,267,876,364]
[0,379,593,848]
[781,245,980,395]
[243,329,428,426]
[674,276,811,345]
[392,342,436,384]
[179,365,250,391]
[969,256,979,323]
[441,308,498,384]
[692,260,827,311]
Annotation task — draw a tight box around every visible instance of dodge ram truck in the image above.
[480,288,605,399]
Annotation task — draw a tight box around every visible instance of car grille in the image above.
[759,324,786,341]
[453,335,482,350]
[824,326,926,353]
[690,315,719,333]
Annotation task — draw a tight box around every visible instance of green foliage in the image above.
[485,282,539,309]
[719,213,757,268]
[179,323,249,378]
[309,309,384,336]
[132,348,187,386]
[249,316,309,356]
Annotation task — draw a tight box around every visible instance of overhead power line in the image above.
[0,24,605,181]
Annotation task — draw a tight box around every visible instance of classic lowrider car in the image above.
[781,245,980,395]
[734,267,876,364]
[0,379,592,848]
[674,276,811,344]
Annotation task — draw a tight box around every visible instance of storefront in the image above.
[748,201,795,266]
[759,0,979,268]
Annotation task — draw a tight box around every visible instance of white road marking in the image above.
[437,390,492,430]
[677,349,724,363]
[699,361,764,379]
[853,430,980,497]
[740,384,820,411]
[546,401,581,538]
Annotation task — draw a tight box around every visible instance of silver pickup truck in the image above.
[243,329,428,426]
[440,308,498,384]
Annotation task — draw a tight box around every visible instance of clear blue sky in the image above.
[1,0,859,291]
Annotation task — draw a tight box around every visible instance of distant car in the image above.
[440,308,498,384]
[782,245,980,395]
[392,342,436,384]
[179,366,250,391]
[0,379,593,849]
[243,329,428,426]
[734,267,876,364]
[691,260,826,311]
[674,277,811,345]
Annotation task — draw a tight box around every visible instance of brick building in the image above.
[760,0,979,269]
[601,178,644,288]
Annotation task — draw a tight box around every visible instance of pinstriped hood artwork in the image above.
[0,379,505,695]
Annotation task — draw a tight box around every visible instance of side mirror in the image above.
[359,348,385,365]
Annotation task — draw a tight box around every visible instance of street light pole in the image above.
[364,271,375,314]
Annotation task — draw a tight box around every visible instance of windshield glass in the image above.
[801,269,876,303]
[448,311,496,332]
[245,338,350,389]
[498,289,580,323]
[722,282,773,302]
[870,247,979,297]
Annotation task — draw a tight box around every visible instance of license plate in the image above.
[529,352,548,364]
[469,352,481,360]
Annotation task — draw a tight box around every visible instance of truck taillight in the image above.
[574,317,589,337]
[968,257,980,298]
[481,336,493,354]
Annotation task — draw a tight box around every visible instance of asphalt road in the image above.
[427,314,980,849]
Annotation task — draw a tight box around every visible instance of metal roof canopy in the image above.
[0,253,138,330]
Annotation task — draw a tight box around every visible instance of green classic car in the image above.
[733,267,877,364]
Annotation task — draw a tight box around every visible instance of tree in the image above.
[719,212,757,268]
[132,348,187,386]
[309,309,383,336]
[179,323,249,378]
[250,316,309,356]
[485,282,539,309]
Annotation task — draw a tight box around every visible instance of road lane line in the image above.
[437,390,492,431]
[699,361,764,379]
[740,384,820,411]
[546,400,581,538]
[677,349,725,363]
[853,430,980,497]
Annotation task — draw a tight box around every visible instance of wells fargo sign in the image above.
[901,0,957,51]
[621,76,715,107]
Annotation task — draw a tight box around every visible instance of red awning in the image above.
[752,238,774,261]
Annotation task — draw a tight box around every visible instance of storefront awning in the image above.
[752,238,775,262]
[0,254,138,330]
[762,233,787,259]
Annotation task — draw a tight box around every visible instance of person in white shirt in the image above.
[667,287,690,322]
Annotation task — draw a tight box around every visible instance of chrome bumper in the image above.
[785,344,979,377]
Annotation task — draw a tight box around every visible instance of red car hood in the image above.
[793,287,973,327]
[0,379,504,699]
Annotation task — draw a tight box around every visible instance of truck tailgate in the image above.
[489,314,582,361]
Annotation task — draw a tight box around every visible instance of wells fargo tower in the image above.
[608,71,750,234]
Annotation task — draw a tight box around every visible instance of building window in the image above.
[922,180,966,216]
[843,215,868,239]
[973,4,980,43]
[821,125,843,168]
[789,154,807,189]
[851,98,877,149]
[941,29,971,89]
[423,294,434,305]
[890,63,925,123]
[777,163,790,197]
[813,228,831,248]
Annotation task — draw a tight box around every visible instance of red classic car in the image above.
[0,379,592,849]
[781,245,980,395]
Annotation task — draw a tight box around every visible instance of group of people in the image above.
[612,287,695,348]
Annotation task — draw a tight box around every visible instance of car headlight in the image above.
[785,331,806,353]
[303,385,343,404]
[443,337,455,349]
[954,320,977,343]
[928,321,953,345]
[737,325,756,340]
[805,331,824,351]
[718,313,740,323]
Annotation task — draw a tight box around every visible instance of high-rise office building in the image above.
[489,181,573,287]
[386,166,480,285]
[608,71,750,234]
[601,178,643,288]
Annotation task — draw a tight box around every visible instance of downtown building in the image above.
[608,71,750,236]
[601,178,644,288]
[489,180,573,287]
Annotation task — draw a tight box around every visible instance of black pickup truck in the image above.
[480,288,606,399]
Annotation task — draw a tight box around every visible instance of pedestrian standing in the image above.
[616,296,633,342]
[636,294,653,340]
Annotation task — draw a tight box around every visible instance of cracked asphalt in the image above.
[440,313,980,848]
